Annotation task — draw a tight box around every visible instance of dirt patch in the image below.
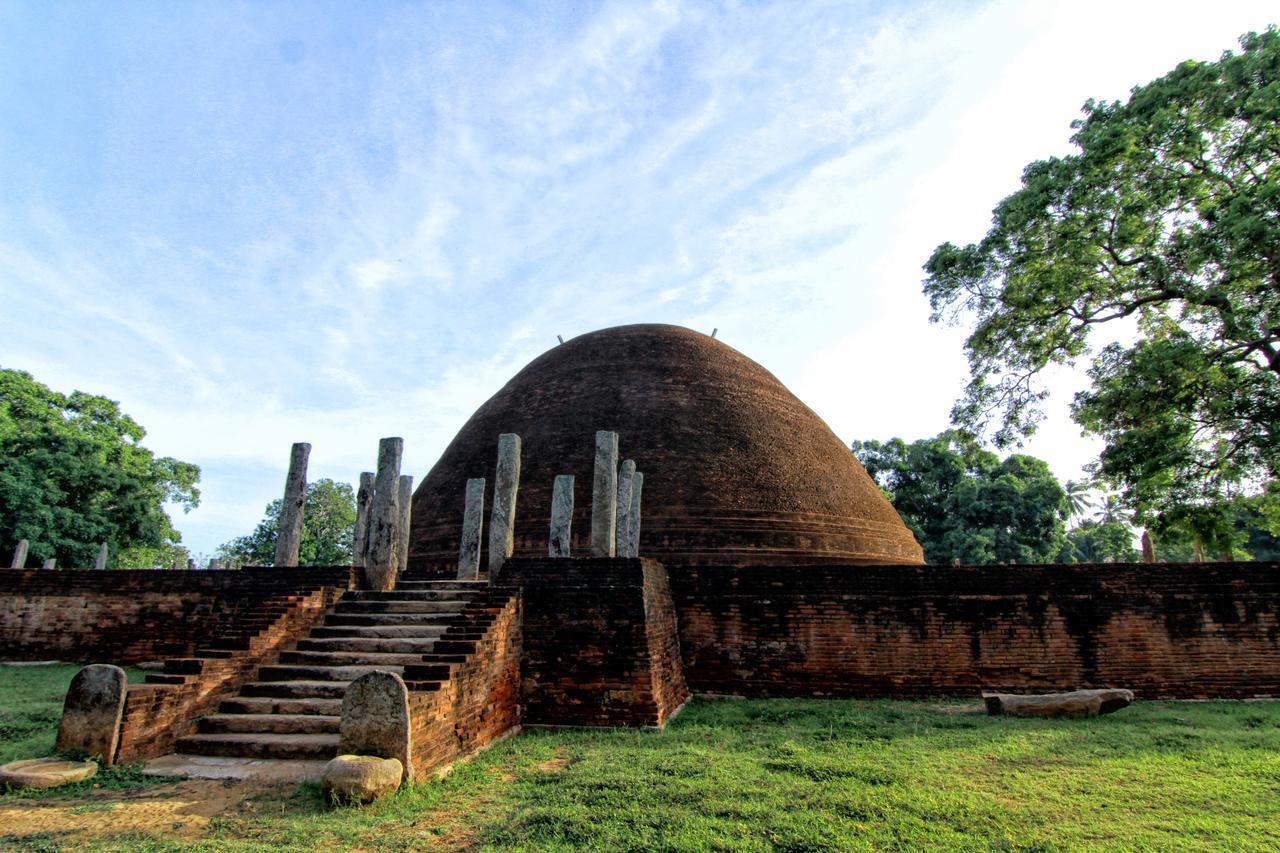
[0,778,278,843]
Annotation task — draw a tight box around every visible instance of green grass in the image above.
[2,665,1278,851]
[0,663,170,801]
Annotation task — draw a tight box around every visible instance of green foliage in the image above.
[218,478,356,567]
[923,29,1280,533]
[0,368,200,568]
[1062,519,1139,563]
[854,432,1067,564]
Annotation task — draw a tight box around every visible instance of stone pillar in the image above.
[172,552,184,571]
[353,472,375,567]
[366,437,403,591]
[1141,529,1156,564]
[615,459,635,555]
[457,478,485,579]
[208,558,220,570]
[274,442,311,567]
[487,433,521,578]
[396,475,413,576]
[94,542,108,570]
[549,475,574,558]
[42,558,56,569]
[624,472,644,558]
[10,539,28,569]
[591,430,619,557]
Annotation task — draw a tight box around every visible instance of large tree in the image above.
[218,478,357,567]
[922,29,1280,542]
[0,368,200,567]
[853,432,1067,564]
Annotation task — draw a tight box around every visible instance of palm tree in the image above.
[1063,480,1096,522]
[1097,493,1127,525]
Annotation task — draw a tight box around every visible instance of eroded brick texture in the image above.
[0,567,353,664]
[116,571,353,763]
[406,324,924,578]
[672,562,1280,699]
[503,557,689,727]
[403,589,522,777]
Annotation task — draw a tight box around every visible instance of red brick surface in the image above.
[672,562,1280,698]
[502,557,689,727]
[405,324,923,577]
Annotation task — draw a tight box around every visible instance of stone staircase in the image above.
[150,579,489,778]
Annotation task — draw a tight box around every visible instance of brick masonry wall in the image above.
[116,576,351,763]
[406,590,523,778]
[0,567,352,664]
[504,557,689,727]
[671,562,1280,699]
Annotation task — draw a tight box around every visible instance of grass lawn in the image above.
[2,664,1278,851]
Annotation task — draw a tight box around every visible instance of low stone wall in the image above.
[671,562,1280,699]
[406,589,523,777]
[505,557,689,727]
[0,566,354,664]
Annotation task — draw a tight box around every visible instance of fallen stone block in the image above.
[0,758,97,790]
[982,688,1135,718]
[55,664,127,765]
[322,754,403,804]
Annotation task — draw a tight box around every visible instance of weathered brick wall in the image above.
[505,557,689,727]
[116,577,351,763]
[406,590,522,778]
[672,562,1280,699]
[0,567,352,663]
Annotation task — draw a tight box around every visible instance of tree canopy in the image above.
[0,367,200,567]
[218,478,356,567]
[922,29,1280,540]
[854,432,1067,564]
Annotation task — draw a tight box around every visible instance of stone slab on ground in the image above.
[322,754,403,804]
[143,754,330,783]
[0,758,97,790]
[982,688,1135,718]
[55,664,127,765]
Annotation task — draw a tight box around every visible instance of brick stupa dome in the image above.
[406,324,924,574]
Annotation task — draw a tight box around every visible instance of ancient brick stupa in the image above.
[406,324,923,575]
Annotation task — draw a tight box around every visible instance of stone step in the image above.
[324,613,459,627]
[257,664,406,682]
[144,754,330,783]
[395,580,490,590]
[309,625,448,640]
[345,589,475,602]
[240,680,351,699]
[199,713,339,735]
[278,650,428,667]
[296,637,440,654]
[219,696,343,716]
[176,732,339,761]
[334,600,468,615]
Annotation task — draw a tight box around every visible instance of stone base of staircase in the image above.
[143,754,330,783]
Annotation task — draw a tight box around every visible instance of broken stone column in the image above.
[614,459,635,555]
[487,433,521,578]
[94,542,108,570]
[1141,530,1156,563]
[172,552,184,571]
[457,478,485,580]
[624,472,644,558]
[591,431,619,557]
[274,442,311,567]
[365,437,403,591]
[353,472,374,567]
[42,558,56,569]
[396,475,413,576]
[549,475,574,558]
[55,664,127,766]
[11,539,29,568]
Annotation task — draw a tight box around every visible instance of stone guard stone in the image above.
[339,670,412,782]
[55,664,127,766]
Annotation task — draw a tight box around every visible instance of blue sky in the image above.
[1,0,1274,559]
